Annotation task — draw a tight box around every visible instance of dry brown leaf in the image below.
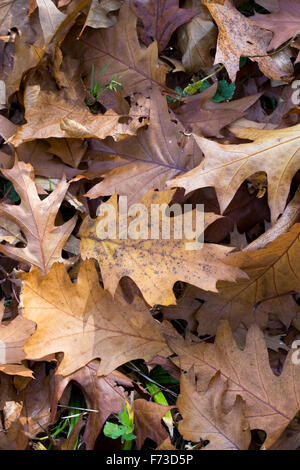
[36,0,67,45]
[0,160,77,274]
[196,223,300,334]
[0,301,35,377]
[130,0,198,53]
[22,260,173,376]
[177,369,251,450]
[51,359,132,450]
[134,399,173,449]
[206,0,293,82]
[8,81,146,147]
[77,3,166,96]
[80,0,122,34]
[174,86,261,137]
[167,124,300,223]
[251,0,300,51]
[18,362,55,438]
[160,285,203,331]
[177,0,217,74]
[167,320,300,449]
[47,138,88,168]
[84,87,203,205]
[80,190,246,306]
[0,363,55,449]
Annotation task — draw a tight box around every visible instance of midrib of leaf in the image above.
[189,392,241,450]
[205,136,300,193]
[79,37,167,91]
[25,283,164,345]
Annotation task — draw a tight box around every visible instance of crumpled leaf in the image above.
[0,160,77,274]
[8,80,147,147]
[80,0,122,34]
[177,369,251,450]
[22,260,173,376]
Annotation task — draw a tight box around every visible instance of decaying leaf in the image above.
[205,0,293,82]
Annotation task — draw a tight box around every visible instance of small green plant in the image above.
[213,79,236,102]
[103,401,136,450]
[86,64,123,107]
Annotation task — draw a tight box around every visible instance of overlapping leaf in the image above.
[168,124,300,223]
[80,190,246,306]
[167,320,300,449]
[22,260,174,376]
[0,160,77,274]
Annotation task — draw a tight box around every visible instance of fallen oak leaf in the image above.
[130,0,198,52]
[134,399,174,449]
[8,82,147,147]
[22,259,174,376]
[173,85,262,137]
[167,124,300,223]
[177,369,251,450]
[79,190,246,306]
[206,0,293,82]
[84,87,203,206]
[0,300,35,377]
[250,0,300,51]
[195,223,300,334]
[51,359,132,450]
[167,320,300,449]
[77,2,166,97]
[0,159,77,274]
